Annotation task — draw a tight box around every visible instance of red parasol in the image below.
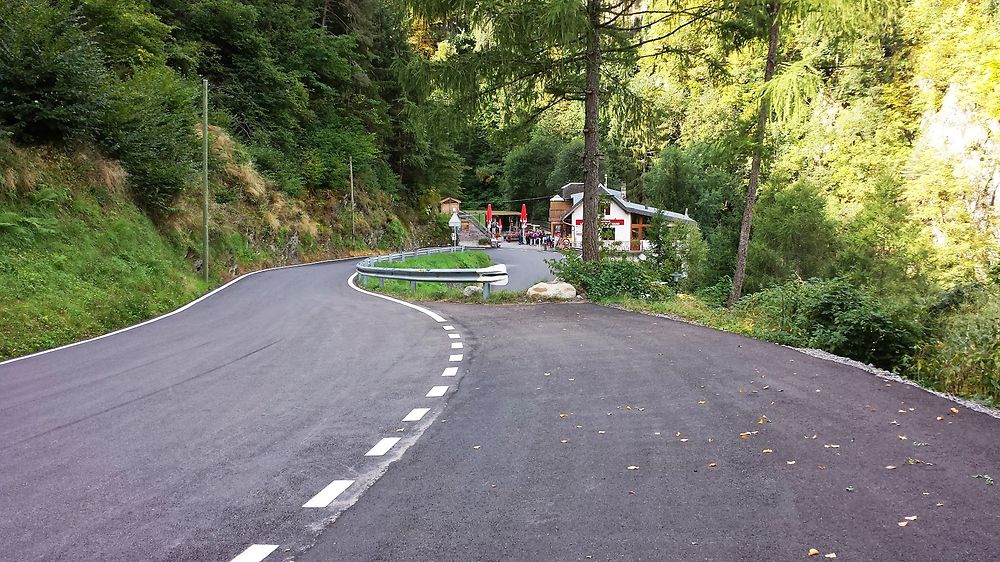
[486,203,492,225]
[520,203,527,223]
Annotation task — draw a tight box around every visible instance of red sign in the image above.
[576,219,625,226]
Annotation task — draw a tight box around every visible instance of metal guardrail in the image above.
[356,246,509,298]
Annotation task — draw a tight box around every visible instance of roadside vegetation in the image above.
[378,251,492,270]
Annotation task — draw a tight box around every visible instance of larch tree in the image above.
[725,0,899,306]
[405,0,721,262]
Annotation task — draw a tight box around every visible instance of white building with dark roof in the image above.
[551,182,695,252]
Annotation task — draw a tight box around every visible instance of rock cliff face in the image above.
[916,84,1000,244]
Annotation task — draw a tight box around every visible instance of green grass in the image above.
[378,250,492,270]
[363,250,560,303]
[1,183,206,360]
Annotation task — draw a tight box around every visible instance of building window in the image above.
[601,227,615,240]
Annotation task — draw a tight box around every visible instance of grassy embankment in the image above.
[0,138,447,361]
[362,251,525,302]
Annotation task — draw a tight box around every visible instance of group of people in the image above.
[487,218,570,250]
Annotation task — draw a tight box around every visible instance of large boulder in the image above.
[527,281,577,299]
[463,285,484,297]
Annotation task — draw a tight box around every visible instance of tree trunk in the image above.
[727,0,781,306]
[582,0,602,262]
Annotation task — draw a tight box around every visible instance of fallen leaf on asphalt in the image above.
[936,416,944,421]
[568,378,575,381]
[936,503,944,507]
[625,405,632,411]
[598,430,606,434]
[898,410,907,413]
[824,554,837,559]
[708,463,717,468]
[473,445,481,449]
[560,439,569,443]
[698,400,706,405]
[897,435,908,440]
[904,515,917,521]
[680,438,689,442]
[626,465,639,471]
[787,460,796,465]
[808,548,820,556]
[914,442,929,446]
[886,465,897,470]
[575,425,583,428]
[758,415,768,425]
[890,420,900,426]
[653,432,660,435]
[973,474,995,485]
[949,407,959,414]
[544,372,550,377]
[676,432,682,437]
[824,444,840,449]
[898,521,908,527]
[762,448,774,454]
[628,490,636,495]
[638,407,645,411]
[845,485,856,492]
[906,457,933,466]
[763,385,770,390]
[559,412,570,418]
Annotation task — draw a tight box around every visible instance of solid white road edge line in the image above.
[364,437,401,457]
[442,367,458,377]
[229,544,279,562]
[451,342,464,349]
[426,385,449,398]
[449,354,463,362]
[1,255,368,366]
[448,333,461,339]
[403,408,431,422]
[347,273,446,323]
[302,479,354,508]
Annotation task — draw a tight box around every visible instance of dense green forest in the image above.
[2,0,998,401]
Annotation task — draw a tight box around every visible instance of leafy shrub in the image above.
[695,277,733,308]
[0,0,111,144]
[645,215,709,292]
[741,278,920,370]
[105,67,197,214]
[549,252,665,300]
[911,284,1000,403]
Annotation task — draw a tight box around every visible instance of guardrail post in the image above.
[379,278,384,288]
[410,280,417,292]
[483,282,491,299]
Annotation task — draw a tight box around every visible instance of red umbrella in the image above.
[520,203,528,223]
[486,203,492,225]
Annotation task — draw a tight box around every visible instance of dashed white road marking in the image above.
[442,367,458,377]
[230,544,278,562]
[403,408,431,422]
[302,479,354,508]
[451,342,464,349]
[448,333,461,339]
[426,385,449,397]
[365,437,401,457]
[449,354,463,362]
[443,325,455,330]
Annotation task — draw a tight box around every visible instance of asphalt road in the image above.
[486,244,562,292]
[3,250,999,561]
[0,258,470,561]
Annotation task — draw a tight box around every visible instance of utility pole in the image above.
[202,79,209,283]
[349,156,355,244]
